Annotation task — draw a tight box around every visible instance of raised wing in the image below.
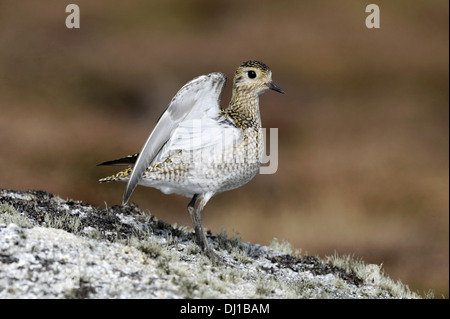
[122,72,227,204]
[154,117,241,162]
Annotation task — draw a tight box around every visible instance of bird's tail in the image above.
[99,167,132,183]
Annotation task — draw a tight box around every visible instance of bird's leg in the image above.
[187,194,204,248]
[187,194,220,262]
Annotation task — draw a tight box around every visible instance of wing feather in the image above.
[122,72,227,204]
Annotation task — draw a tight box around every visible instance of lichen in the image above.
[0,188,426,299]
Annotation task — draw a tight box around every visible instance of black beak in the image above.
[267,81,285,94]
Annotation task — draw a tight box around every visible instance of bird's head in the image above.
[233,60,285,96]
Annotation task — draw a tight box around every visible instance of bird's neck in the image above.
[225,89,261,129]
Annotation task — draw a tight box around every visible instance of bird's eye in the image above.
[247,71,257,79]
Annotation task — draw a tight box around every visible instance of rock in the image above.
[0,188,421,299]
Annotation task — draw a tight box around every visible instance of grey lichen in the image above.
[0,188,427,299]
[0,203,32,228]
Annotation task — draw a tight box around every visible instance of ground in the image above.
[0,188,426,299]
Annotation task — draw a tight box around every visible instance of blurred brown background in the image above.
[0,0,448,297]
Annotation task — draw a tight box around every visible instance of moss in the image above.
[326,252,423,299]
[270,237,301,256]
[177,277,199,297]
[64,277,96,299]
[216,229,242,251]
[129,235,164,259]
[43,212,82,234]
[254,276,277,297]
[0,189,429,298]
[0,203,33,227]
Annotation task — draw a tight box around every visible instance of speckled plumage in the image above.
[98,61,284,260]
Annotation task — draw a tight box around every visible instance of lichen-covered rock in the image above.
[0,189,421,299]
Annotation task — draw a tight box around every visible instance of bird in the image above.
[98,60,284,261]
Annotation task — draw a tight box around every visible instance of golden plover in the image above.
[98,60,284,260]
